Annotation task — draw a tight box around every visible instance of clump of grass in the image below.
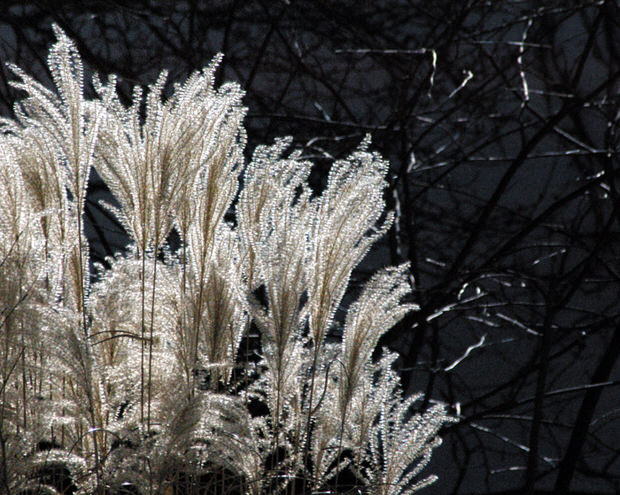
[0,26,452,495]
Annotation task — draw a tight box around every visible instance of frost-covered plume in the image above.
[0,26,452,495]
[93,57,244,255]
[238,138,314,427]
[3,25,105,310]
[308,139,393,351]
[0,135,48,478]
[339,265,416,424]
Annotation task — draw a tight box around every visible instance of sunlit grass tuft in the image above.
[0,25,452,495]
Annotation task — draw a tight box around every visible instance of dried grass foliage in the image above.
[0,27,451,495]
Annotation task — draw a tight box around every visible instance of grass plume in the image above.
[0,26,452,495]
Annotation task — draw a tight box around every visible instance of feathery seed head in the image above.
[0,27,451,495]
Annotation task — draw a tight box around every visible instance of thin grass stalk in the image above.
[331,402,349,493]
[189,229,216,394]
[300,338,323,494]
[20,321,28,433]
[146,247,159,433]
[75,188,103,494]
[140,246,147,426]
[0,428,9,494]
[180,241,189,386]
[191,261,207,396]
[61,375,66,446]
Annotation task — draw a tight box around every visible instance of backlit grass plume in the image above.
[0,26,452,495]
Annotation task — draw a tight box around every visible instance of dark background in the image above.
[1,1,619,494]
